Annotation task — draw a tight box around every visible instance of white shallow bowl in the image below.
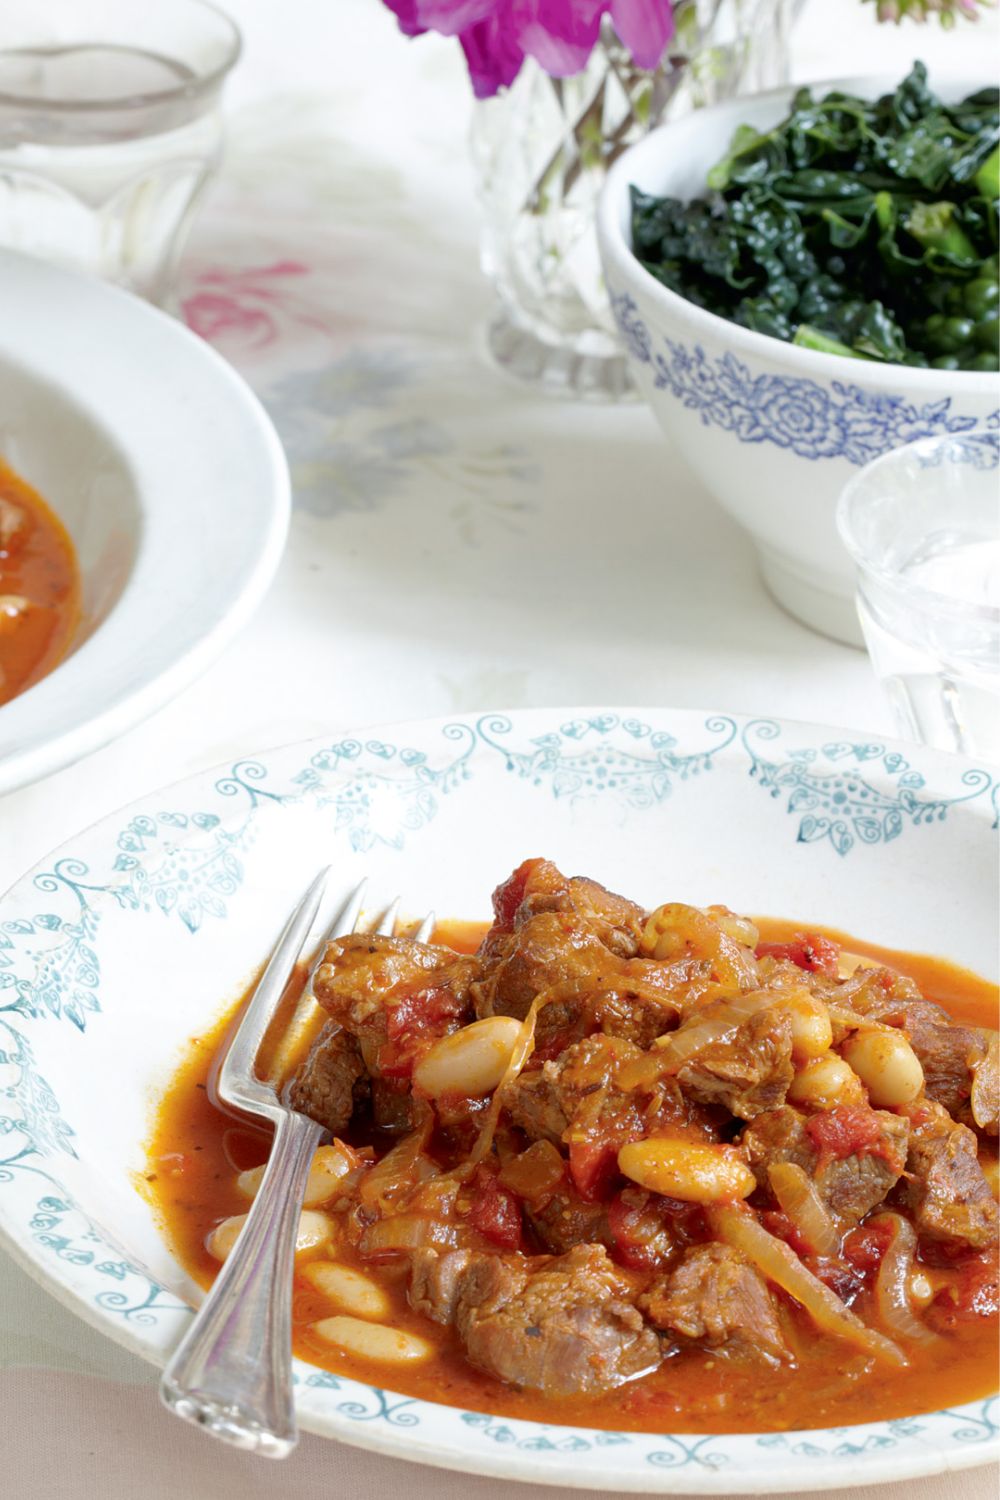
[0,249,289,793]
[0,707,997,1490]
[597,74,998,646]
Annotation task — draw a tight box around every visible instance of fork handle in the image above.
[160,1107,325,1458]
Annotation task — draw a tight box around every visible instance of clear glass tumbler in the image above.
[0,0,240,304]
[837,429,1000,760]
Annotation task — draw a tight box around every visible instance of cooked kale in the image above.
[630,63,999,371]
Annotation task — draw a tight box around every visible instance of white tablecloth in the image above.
[1,1,997,1495]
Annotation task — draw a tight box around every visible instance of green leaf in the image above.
[628,60,998,371]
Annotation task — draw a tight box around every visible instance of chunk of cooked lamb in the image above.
[740,1104,909,1225]
[903,1100,999,1250]
[640,1243,790,1364]
[408,1244,661,1397]
[312,933,480,1056]
[526,1184,610,1255]
[487,858,645,956]
[673,1003,795,1121]
[287,1022,368,1134]
[475,912,630,1023]
[502,1034,645,1145]
[474,912,684,1049]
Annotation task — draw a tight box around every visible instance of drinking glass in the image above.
[0,0,240,305]
[837,430,1000,760]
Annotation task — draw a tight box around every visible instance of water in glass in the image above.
[838,432,1000,760]
[0,2,238,304]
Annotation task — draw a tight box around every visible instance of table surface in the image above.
[1,1,997,1496]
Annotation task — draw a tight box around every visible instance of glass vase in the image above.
[471,0,797,400]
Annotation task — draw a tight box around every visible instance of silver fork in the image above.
[159,869,433,1458]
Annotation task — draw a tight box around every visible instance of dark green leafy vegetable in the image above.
[630,63,999,371]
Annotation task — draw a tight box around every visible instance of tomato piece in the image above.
[378,987,466,1079]
[930,1251,999,1328]
[806,1256,863,1303]
[805,1105,905,1170]
[384,987,465,1041]
[607,1189,687,1271]
[756,933,840,976]
[568,1137,622,1202]
[465,1168,523,1251]
[489,859,544,934]
[760,1209,813,1261]
[842,1218,895,1274]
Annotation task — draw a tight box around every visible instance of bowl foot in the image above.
[758,547,865,648]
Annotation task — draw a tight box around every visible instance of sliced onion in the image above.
[359,1117,433,1213]
[707,1203,907,1367]
[617,996,759,1091]
[359,1213,459,1256]
[825,1003,867,1045]
[871,1212,938,1347]
[706,907,760,951]
[768,1162,840,1258]
[468,993,542,1167]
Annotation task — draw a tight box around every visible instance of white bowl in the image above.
[0,707,996,1491]
[0,250,290,793]
[597,75,998,646]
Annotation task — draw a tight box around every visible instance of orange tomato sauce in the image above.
[145,919,999,1434]
[0,458,80,706]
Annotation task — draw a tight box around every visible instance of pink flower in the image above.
[381,0,675,97]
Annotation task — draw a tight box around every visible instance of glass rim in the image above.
[0,0,241,113]
[836,427,1000,628]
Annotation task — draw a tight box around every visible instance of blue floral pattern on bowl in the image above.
[609,290,998,466]
[0,709,996,1490]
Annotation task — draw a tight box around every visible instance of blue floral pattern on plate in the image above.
[0,709,996,1489]
[608,291,997,466]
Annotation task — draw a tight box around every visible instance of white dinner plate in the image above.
[0,249,289,793]
[0,707,996,1490]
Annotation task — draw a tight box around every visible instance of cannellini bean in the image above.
[303,1261,390,1319]
[206,1209,333,1262]
[235,1166,266,1200]
[787,1053,865,1110]
[641,903,716,961]
[237,1142,357,1207]
[294,1210,335,1252]
[840,1028,924,1107]
[205,1213,249,1261]
[300,1143,359,1205]
[780,990,833,1062]
[412,1016,523,1098]
[618,1138,756,1204]
[311,1315,431,1365]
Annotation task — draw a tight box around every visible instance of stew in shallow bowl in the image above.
[0,249,288,794]
[0,708,996,1492]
